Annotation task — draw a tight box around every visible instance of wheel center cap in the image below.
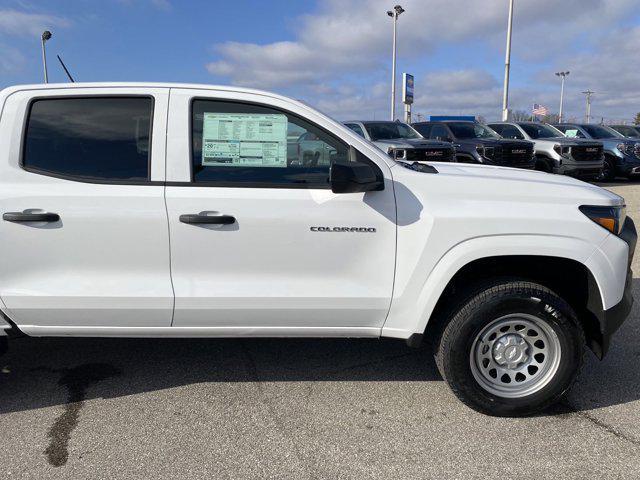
[492,334,529,369]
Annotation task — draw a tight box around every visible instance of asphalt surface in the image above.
[1,181,640,479]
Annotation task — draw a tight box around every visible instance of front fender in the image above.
[381,233,627,339]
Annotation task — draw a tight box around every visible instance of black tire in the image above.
[597,156,615,182]
[435,279,584,417]
[534,156,552,173]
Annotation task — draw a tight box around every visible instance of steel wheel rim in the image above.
[469,313,562,398]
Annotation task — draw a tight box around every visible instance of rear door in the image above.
[0,87,173,332]
[164,88,397,335]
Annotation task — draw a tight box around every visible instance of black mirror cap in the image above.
[330,160,384,194]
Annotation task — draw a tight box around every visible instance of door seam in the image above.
[164,88,176,326]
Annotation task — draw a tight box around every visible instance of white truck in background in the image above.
[0,83,635,416]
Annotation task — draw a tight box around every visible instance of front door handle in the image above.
[3,211,60,223]
[179,214,236,225]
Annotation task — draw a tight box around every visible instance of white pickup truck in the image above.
[0,83,635,416]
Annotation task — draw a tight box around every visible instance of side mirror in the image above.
[330,160,384,194]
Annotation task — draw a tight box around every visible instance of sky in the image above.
[1,0,639,123]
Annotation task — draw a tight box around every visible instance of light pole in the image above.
[387,5,404,121]
[501,0,514,121]
[555,71,569,123]
[41,30,52,83]
[582,90,594,124]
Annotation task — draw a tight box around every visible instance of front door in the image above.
[165,90,396,334]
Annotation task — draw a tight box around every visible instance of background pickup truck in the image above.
[554,123,640,181]
[488,121,603,179]
[412,120,536,169]
[0,83,635,417]
[343,120,456,163]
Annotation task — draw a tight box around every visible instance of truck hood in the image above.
[373,138,452,149]
[533,138,602,148]
[391,161,623,206]
[457,138,533,147]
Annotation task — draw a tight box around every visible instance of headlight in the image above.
[579,205,626,235]
[553,145,571,157]
[617,143,629,154]
[389,148,406,159]
[476,145,494,159]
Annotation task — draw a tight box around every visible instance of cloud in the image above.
[0,44,26,74]
[532,25,640,123]
[204,0,639,122]
[0,9,70,36]
[150,0,171,11]
[0,9,70,75]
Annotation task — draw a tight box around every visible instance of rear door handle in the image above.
[179,214,236,225]
[3,211,60,223]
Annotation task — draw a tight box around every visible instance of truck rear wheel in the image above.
[435,280,584,417]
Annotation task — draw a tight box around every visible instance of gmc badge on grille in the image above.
[511,149,527,154]
[586,148,598,152]
[425,151,443,156]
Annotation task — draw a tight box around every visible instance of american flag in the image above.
[532,103,549,116]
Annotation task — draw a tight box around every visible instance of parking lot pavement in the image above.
[1,183,639,480]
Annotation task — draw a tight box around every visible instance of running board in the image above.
[18,325,382,338]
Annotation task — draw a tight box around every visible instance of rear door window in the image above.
[23,97,153,181]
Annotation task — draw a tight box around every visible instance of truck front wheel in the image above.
[435,280,584,416]
[597,156,616,182]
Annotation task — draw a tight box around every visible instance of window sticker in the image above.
[564,129,579,138]
[202,113,288,167]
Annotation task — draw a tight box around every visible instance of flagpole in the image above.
[501,0,514,121]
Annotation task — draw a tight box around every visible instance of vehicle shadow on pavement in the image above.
[0,336,440,415]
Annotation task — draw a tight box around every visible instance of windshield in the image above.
[363,122,421,141]
[612,125,640,137]
[582,124,622,139]
[519,123,564,139]
[446,122,499,139]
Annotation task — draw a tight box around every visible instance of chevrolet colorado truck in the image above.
[488,121,603,179]
[343,120,455,162]
[412,120,536,169]
[554,123,640,181]
[0,83,635,417]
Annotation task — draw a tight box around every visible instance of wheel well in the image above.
[425,255,602,355]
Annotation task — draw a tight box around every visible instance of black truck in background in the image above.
[412,120,536,169]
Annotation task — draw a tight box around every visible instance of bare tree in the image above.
[510,110,532,121]
[542,113,560,124]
